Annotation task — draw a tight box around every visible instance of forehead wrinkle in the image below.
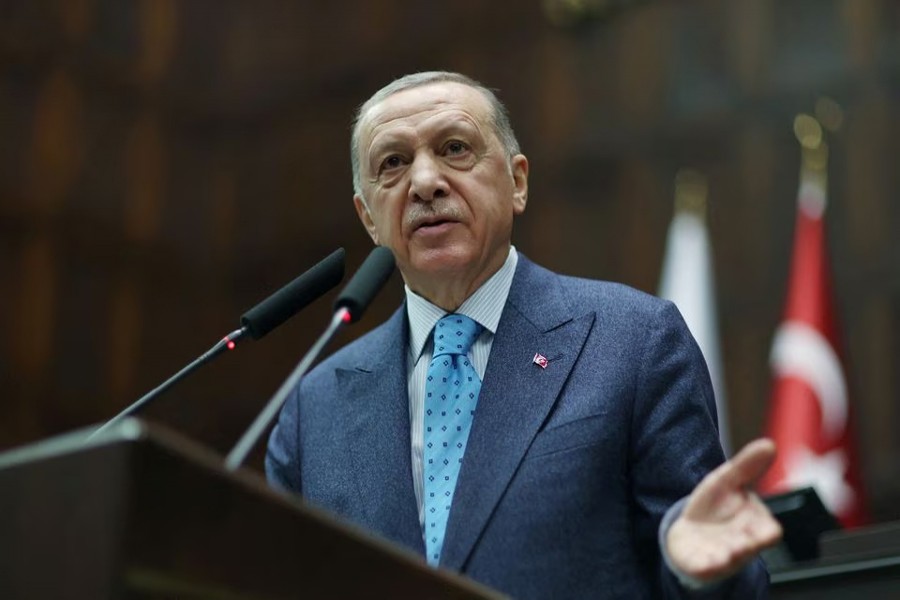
[357,83,496,181]
[366,110,485,160]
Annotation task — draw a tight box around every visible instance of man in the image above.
[267,71,781,598]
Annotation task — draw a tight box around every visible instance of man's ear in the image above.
[511,154,529,215]
[353,195,379,244]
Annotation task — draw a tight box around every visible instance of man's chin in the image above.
[414,255,472,273]
[405,247,477,279]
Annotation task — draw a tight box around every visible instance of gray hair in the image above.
[350,71,521,200]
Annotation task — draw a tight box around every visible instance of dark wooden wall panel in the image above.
[1,0,898,520]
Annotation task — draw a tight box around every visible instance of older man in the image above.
[267,71,780,598]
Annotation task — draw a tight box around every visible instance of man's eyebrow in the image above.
[366,115,483,159]
[365,138,410,169]
[432,118,480,138]
[368,137,406,155]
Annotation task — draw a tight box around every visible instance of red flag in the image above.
[758,145,868,528]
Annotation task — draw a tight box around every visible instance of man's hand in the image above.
[666,438,784,583]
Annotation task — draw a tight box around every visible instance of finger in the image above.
[697,520,777,579]
[722,438,777,489]
[720,499,782,557]
[673,540,733,582]
[692,549,733,581]
[742,498,784,547]
[683,540,753,582]
[723,526,780,572]
[745,518,783,550]
[670,495,784,582]
[691,439,776,506]
[730,519,781,554]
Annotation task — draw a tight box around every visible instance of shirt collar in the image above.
[405,246,518,362]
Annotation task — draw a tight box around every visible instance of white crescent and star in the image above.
[770,320,848,442]
[769,319,855,515]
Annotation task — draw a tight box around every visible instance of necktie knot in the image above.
[432,314,482,358]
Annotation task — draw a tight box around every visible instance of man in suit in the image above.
[267,71,781,598]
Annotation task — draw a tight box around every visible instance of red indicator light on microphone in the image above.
[341,311,352,323]
[226,340,236,350]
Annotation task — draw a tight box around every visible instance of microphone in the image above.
[225,246,396,470]
[241,247,346,339]
[88,248,346,440]
[334,246,396,322]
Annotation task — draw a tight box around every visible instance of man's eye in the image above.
[444,141,468,155]
[380,155,404,171]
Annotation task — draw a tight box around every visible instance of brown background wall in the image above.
[1,0,898,519]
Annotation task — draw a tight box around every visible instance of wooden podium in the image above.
[0,420,505,599]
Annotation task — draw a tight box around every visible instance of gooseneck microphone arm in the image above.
[225,246,396,471]
[87,247,346,441]
[224,308,350,470]
[88,327,247,441]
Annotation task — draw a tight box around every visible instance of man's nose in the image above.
[408,153,448,202]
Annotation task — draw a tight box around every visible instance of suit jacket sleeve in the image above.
[266,385,302,493]
[631,300,768,598]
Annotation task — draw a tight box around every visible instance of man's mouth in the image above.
[407,207,464,236]
[416,219,454,230]
[411,213,461,233]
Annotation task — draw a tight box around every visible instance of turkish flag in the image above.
[758,165,868,528]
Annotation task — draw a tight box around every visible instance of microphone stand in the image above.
[225,309,350,470]
[225,245,395,470]
[88,327,248,441]
[86,247,346,444]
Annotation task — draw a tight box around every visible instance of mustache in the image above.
[404,203,465,230]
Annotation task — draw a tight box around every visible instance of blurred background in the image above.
[0,0,897,522]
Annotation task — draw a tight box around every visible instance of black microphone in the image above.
[242,248,345,339]
[225,246,396,469]
[88,248,346,440]
[334,245,396,322]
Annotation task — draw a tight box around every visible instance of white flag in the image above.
[658,179,730,455]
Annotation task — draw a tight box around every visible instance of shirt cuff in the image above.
[659,496,724,591]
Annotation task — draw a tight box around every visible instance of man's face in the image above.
[353,82,528,300]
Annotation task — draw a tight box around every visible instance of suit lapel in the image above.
[440,257,595,571]
[335,308,425,555]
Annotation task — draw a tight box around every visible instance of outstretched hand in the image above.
[666,439,784,583]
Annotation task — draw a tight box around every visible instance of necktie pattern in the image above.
[423,314,483,566]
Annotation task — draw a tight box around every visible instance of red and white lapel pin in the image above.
[532,353,549,369]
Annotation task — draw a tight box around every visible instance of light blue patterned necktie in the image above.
[423,313,483,566]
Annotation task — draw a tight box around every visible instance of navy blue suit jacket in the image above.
[267,255,768,599]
